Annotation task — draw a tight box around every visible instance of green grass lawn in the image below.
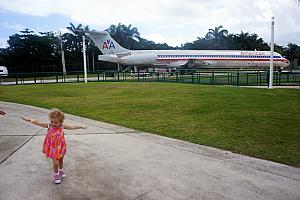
[0,82,299,166]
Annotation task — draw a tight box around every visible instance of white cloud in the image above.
[144,33,166,44]
[0,0,299,46]
[144,33,187,47]
[2,22,24,31]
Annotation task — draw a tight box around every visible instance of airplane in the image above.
[85,31,290,69]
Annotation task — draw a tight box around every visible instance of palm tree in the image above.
[66,23,82,34]
[66,23,82,52]
[66,23,90,34]
[106,23,141,49]
[66,23,94,70]
[126,24,140,42]
[205,25,228,49]
[205,25,228,40]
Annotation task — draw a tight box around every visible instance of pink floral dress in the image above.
[42,124,66,159]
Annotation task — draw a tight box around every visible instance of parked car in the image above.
[0,66,8,76]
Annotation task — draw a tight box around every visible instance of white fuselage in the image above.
[87,31,289,69]
[106,50,290,68]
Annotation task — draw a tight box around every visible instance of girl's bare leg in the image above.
[59,157,64,170]
[52,159,59,173]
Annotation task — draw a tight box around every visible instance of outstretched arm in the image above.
[63,124,87,130]
[21,117,48,128]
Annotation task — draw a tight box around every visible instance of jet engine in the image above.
[98,55,119,63]
[120,54,157,65]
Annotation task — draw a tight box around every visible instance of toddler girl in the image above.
[21,108,86,184]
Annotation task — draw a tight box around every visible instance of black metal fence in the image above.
[1,69,299,86]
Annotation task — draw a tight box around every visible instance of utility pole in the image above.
[83,35,88,83]
[59,31,66,74]
[268,16,274,89]
[92,49,95,73]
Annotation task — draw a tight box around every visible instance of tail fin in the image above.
[85,31,128,55]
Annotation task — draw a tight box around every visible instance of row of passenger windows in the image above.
[157,55,281,58]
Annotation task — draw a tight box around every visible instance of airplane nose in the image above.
[282,59,290,67]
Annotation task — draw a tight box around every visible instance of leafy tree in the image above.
[138,38,173,50]
[274,44,285,55]
[284,43,300,60]
[181,39,205,50]
[283,43,300,68]
[227,31,269,50]
[2,29,59,73]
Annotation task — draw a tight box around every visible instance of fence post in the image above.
[266,71,269,86]
[181,72,184,83]
[56,72,58,83]
[237,71,240,86]
[227,72,230,85]
[21,73,24,84]
[293,73,296,82]
[42,72,44,84]
[259,72,262,85]
[34,72,36,84]
[63,73,66,83]
[192,73,194,84]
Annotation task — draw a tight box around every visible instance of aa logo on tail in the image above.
[102,39,115,49]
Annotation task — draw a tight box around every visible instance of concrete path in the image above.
[0,101,299,200]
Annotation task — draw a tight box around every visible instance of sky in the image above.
[0,0,299,48]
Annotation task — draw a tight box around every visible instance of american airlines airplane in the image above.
[85,31,290,69]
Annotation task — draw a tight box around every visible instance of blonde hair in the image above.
[48,108,65,124]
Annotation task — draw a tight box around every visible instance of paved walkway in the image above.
[0,101,300,200]
[240,85,300,89]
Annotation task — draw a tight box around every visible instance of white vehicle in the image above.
[85,31,290,69]
[0,66,8,76]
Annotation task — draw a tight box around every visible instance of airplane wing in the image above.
[185,59,211,68]
[164,59,211,68]
[165,60,189,67]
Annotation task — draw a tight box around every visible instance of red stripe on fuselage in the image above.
[156,58,288,62]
